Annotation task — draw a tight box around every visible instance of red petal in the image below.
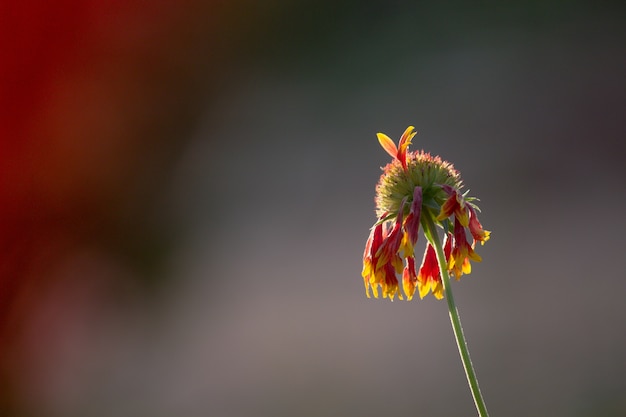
[397,126,417,169]
[404,186,422,246]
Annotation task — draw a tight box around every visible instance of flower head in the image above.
[361,126,490,300]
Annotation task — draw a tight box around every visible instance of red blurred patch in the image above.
[0,0,214,412]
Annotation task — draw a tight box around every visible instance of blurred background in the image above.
[1,1,625,416]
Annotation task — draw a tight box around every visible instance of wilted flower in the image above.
[362,126,490,300]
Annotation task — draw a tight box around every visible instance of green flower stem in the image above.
[423,212,490,417]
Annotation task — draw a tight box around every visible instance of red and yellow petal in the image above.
[402,256,417,300]
[381,262,403,300]
[436,189,469,226]
[450,219,482,278]
[417,243,443,299]
[375,205,405,270]
[468,205,490,244]
[403,186,422,247]
[377,132,398,160]
[377,126,417,170]
[362,218,387,298]
[397,126,417,169]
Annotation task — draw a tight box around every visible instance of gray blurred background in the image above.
[2,1,625,416]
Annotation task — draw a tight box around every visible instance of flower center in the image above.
[375,150,461,218]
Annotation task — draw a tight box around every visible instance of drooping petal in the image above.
[417,243,443,299]
[365,203,410,300]
[449,218,482,279]
[382,262,403,301]
[362,226,375,266]
[399,232,412,259]
[402,256,417,300]
[436,196,454,221]
[467,205,491,244]
[403,186,422,249]
[377,132,398,160]
[430,277,444,299]
[367,245,388,299]
[368,273,380,298]
[361,226,376,297]
[460,257,472,275]
[375,200,406,270]
[363,273,372,298]
[436,186,469,226]
[362,216,387,298]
